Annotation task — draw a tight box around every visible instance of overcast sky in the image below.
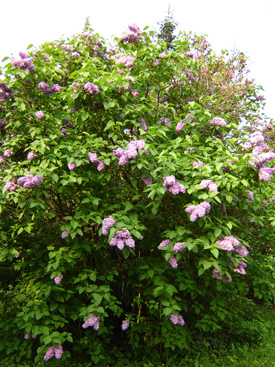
[1,0,274,119]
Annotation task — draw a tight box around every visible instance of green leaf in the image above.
[211,248,219,258]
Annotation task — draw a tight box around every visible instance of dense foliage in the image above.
[1,24,275,365]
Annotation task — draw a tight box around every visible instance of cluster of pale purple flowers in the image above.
[82,30,93,40]
[38,81,62,95]
[102,216,115,235]
[54,275,63,284]
[169,314,185,326]
[35,110,44,119]
[24,332,37,339]
[163,175,186,195]
[200,179,218,191]
[121,319,130,330]
[0,118,6,130]
[158,241,185,268]
[115,54,136,68]
[173,242,185,252]
[113,139,145,165]
[44,344,63,361]
[84,82,99,95]
[0,82,12,102]
[120,24,142,43]
[12,52,35,71]
[246,190,254,202]
[212,269,232,282]
[27,152,37,160]
[176,114,195,132]
[4,179,20,192]
[141,175,152,186]
[158,239,170,249]
[248,136,275,180]
[230,259,247,275]
[17,174,43,188]
[137,118,147,131]
[68,162,76,171]
[87,152,105,171]
[159,52,166,59]
[0,149,14,164]
[82,314,100,330]
[110,229,135,250]
[209,117,226,127]
[61,44,73,52]
[216,236,249,258]
[157,117,171,127]
[154,59,161,66]
[191,160,204,167]
[61,231,69,239]
[185,201,211,222]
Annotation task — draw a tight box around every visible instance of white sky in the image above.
[0,0,274,119]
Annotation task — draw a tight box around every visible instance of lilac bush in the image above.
[0,22,275,366]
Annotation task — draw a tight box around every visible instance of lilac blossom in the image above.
[115,54,136,68]
[159,52,166,59]
[163,175,186,195]
[82,314,100,330]
[120,24,142,43]
[209,117,226,127]
[141,175,152,185]
[233,261,247,275]
[87,152,105,171]
[44,344,63,361]
[27,152,37,160]
[61,231,69,239]
[185,201,210,221]
[216,236,239,252]
[176,120,186,132]
[234,245,249,257]
[61,44,73,52]
[249,131,265,146]
[191,160,204,167]
[102,216,115,235]
[200,179,218,191]
[54,344,63,359]
[154,59,161,66]
[169,255,178,268]
[173,242,185,252]
[84,82,99,95]
[4,179,20,192]
[246,190,254,202]
[71,52,80,58]
[169,314,185,326]
[68,162,76,170]
[12,52,35,71]
[54,275,63,284]
[212,269,222,280]
[157,117,171,127]
[17,174,43,188]
[38,82,62,95]
[109,229,135,250]
[158,240,170,249]
[138,118,148,131]
[24,334,30,340]
[121,320,130,330]
[113,140,145,166]
[35,110,44,119]
[0,82,12,102]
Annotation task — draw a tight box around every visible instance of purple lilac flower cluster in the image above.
[216,236,249,257]
[61,231,69,239]
[169,314,185,326]
[102,216,115,235]
[17,174,43,188]
[191,160,204,167]
[173,242,185,252]
[158,239,170,249]
[141,175,152,185]
[0,149,14,164]
[156,117,171,127]
[185,201,211,222]
[11,52,35,71]
[163,175,186,195]
[115,54,136,68]
[54,275,63,284]
[230,259,247,275]
[121,319,130,330]
[212,269,232,282]
[110,230,135,250]
[200,179,218,191]
[44,344,63,361]
[246,190,254,202]
[176,120,186,132]
[120,24,142,43]
[209,117,226,127]
[159,52,166,59]
[137,118,148,131]
[35,110,44,119]
[24,332,37,339]
[0,118,6,131]
[4,178,20,192]
[38,81,62,95]
[82,314,100,330]
[82,30,93,40]
[68,162,76,171]
[0,82,12,102]
[113,140,145,165]
[27,152,37,160]
[84,82,99,95]
[87,152,105,171]
[169,255,178,268]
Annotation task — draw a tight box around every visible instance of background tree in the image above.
[156,6,178,49]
